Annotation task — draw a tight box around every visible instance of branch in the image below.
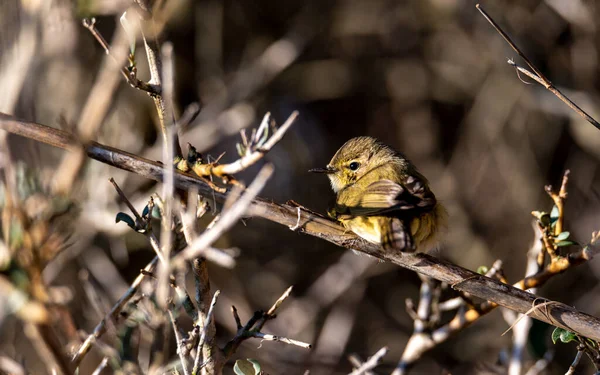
[476,4,600,131]
[348,347,388,375]
[82,18,160,95]
[71,256,159,367]
[2,114,600,344]
[192,290,220,375]
[220,286,311,364]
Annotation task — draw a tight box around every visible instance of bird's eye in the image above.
[348,162,360,171]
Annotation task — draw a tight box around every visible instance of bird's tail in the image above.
[381,217,414,252]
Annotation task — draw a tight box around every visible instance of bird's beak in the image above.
[309,166,336,174]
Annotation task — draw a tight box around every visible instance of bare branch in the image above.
[221,286,306,363]
[189,111,299,178]
[566,350,584,375]
[348,347,388,375]
[72,256,159,367]
[172,164,273,265]
[168,310,190,375]
[251,332,312,349]
[476,4,600,131]
[192,290,220,375]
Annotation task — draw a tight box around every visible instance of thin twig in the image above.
[476,4,600,131]
[347,354,375,375]
[172,164,274,265]
[508,223,543,375]
[348,347,388,375]
[179,204,236,269]
[137,11,182,157]
[91,357,109,375]
[109,178,168,265]
[168,310,190,375]
[232,306,242,329]
[566,350,584,375]
[157,41,176,309]
[53,23,133,194]
[191,111,299,177]
[24,323,71,375]
[72,256,159,367]
[82,18,160,95]
[222,286,300,359]
[192,290,220,375]
[251,332,312,349]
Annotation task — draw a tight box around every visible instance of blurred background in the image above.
[2,0,600,374]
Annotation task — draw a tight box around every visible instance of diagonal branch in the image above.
[2,113,600,343]
[476,4,600,131]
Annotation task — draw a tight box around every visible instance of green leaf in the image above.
[552,327,578,344]
[557,240,577,247]
[556,231,570,241]
[550,205,559,228]
[551,327,564,344]
[151,205,161,220]
[233,359,258,375]
[115,212,136,229]
[560,329,577,343]
[142,205,149,218]
[477,266,489,275]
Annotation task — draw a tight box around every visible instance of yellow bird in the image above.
[310,136,446,252]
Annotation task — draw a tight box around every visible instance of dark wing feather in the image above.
[339,177,436,218]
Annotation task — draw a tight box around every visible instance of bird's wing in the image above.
[335,177,436,219]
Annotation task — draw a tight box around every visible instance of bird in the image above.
[310,136,446,252]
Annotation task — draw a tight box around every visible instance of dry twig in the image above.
[348,347,388,375]
[476,4,600,131]
[222,286,311,360]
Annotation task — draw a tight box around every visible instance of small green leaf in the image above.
[560,329,577,343]
[557,240,577,247]
[151,205,161,220]
[550,205,559,228]
[115,212,136,229]
[477,266,489,275]
[550,205,559,220]
[233,359,258,375]
[551,327,564,344]
[552,327,577,344]
[556,231,570,241]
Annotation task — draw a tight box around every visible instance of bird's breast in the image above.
[339,216,384,245]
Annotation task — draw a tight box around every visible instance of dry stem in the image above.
[476,4,600,131]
